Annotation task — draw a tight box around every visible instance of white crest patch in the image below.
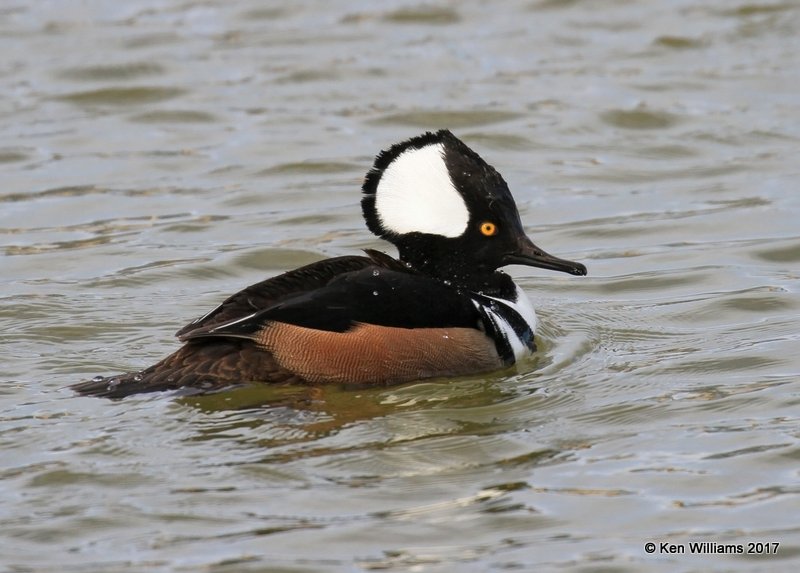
[375,143,469,238]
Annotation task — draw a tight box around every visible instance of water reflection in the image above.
[180,375,527,451]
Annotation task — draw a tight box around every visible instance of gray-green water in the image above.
[2,1,799,571]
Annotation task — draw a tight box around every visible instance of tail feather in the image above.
[73,340,303,399]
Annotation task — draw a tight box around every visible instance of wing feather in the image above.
[175,255,375,338]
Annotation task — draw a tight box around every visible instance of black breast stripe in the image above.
[472,293,535,365]
[497,301,535,352]
[475,306,515,365]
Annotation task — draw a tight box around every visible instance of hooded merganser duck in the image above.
[73,130,587,399]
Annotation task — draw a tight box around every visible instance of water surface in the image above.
[2,1,799,571]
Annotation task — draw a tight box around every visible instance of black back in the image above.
[187,265,486,338]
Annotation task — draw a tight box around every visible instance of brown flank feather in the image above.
[255,322,503,386]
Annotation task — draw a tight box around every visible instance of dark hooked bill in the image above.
[503,236,587,276]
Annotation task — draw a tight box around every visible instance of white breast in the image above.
[476,284,537,362]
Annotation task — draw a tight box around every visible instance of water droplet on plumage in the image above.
[372,290,379,296]
[372,269,380,276]
[133,373,143,382]
[91,375,104,383]
[106,378,120,391]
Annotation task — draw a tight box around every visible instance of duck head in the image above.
[361,130,587,284]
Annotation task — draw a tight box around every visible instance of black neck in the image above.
[394,237,515,297]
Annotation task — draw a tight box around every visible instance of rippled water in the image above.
[2,1,799,571]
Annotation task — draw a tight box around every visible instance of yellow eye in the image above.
[480,221,498,236]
